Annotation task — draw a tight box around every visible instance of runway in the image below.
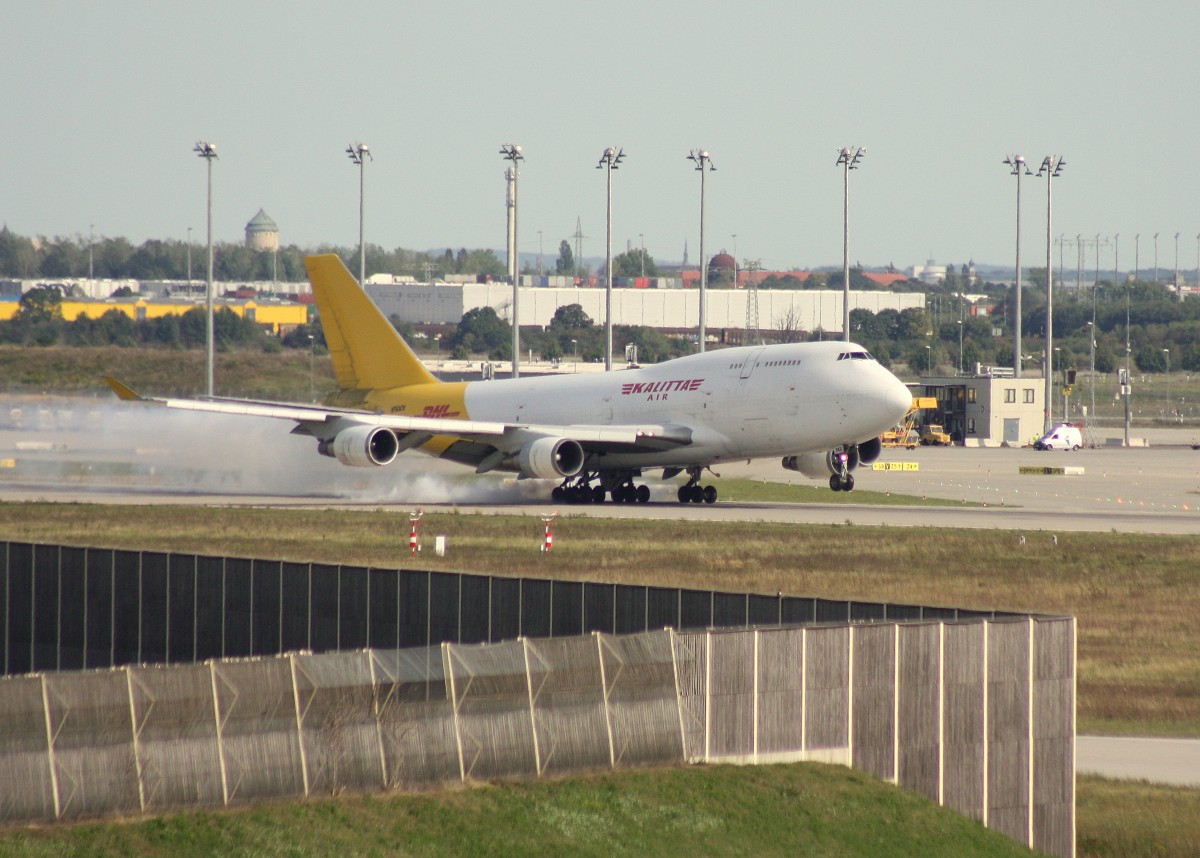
[2,397,1198,534]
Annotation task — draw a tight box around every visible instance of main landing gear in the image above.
[677,467,718,504]
[551,472,650,504]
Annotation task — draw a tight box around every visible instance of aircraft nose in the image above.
[885,376,911,421]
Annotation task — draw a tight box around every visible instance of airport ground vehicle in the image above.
[919,423,952,446]
[881,396,937,449]
[1034,423,1083,451]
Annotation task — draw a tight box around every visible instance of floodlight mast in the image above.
[597,147,626,371]
[345,143,371,287]
[193,141,218,398]
[1037,155,1065,433]
[499,144,524,377]
[1004,155,1032,376]
[836,147,865,342]
[687,149,715,353]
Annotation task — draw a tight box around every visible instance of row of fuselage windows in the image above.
[729,358,804,371]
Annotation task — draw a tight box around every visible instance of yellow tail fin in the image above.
[304,254,438,391]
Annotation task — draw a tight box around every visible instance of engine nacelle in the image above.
[320,425,400,467]
[782,440,876,480]
[517,436,585,479]
[857,436,882,466]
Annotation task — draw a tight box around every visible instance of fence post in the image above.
[125,668,147,812]
[704,630,712,762]
[289,653,311,797]
[752,629,760,763]
[847,625,855,767]
[209,661,230,806]
[367,650,389,788]
[1027,617,1035,850]
[982,621,990,827]
[444,642,466,782]
[893,624,900,785]
[800,627,807,755]
[938,622,945,806]
[595,633,616,769]
[668,628,688,760]
[522,638,544,775]
[40,674,62,819]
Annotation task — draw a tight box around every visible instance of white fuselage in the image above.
[461,341,911,471]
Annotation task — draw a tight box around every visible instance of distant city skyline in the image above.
[4,2,1199,274]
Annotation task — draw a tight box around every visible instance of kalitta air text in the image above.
[620,378,703,401]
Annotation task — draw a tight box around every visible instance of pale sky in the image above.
[4,1,1199,274]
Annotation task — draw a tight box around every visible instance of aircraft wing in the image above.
[104,378,693,452]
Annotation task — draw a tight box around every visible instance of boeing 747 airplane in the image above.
[107,254,912,504]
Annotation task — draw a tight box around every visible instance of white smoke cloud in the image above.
[0,395,550,504]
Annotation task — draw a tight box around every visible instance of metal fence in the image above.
[0,619,1074,858]
[1,541,1019,676]
[675,618,1075,858]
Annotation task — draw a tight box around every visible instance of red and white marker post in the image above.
[409,509,423,555]
[540,512,557,555]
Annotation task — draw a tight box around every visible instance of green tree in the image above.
[447,306,511,358]
[612,248,656,278]
[0,227,39,277]
[555,240,574,275]
[549,304,593,330]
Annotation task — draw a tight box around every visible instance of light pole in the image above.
[1164,349,1171,419]
[1174,231,1180,291]
[1054,347,1062,420]
[836,146,866,342]
[1124,274,1132,446]
[1037,155,1065,433]
[598,146,625,371]
[571,338,577,361]
[1086,320,1096,425]
[925,344,931,375]
[499,143,524,377]
[639,233,645,278]
[345,142,371,286]
[1004,155,1030,376]
[687,149,715,352]
[1135,234,1140,281]
[1113,233,1119,285]
[537,230,543,276]
[1153,232,1159,283]
[957,319,964,376]
[193,141,218,398]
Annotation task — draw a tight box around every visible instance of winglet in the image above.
[104,377,145,401]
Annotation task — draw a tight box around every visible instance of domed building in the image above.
[244,209,279,252]
[707,250,736,287]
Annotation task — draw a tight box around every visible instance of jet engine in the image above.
[318,425,400,467]
[781,437,882,482]
[517,436,585,479]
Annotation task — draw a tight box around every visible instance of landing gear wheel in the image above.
[689,485,704,503]
[636,484,651,503]
[678,486,691,504]
[843,474,854,492]
[552,486,565,502]
[592,485,607,503]
[829,474,843,492]
[702,485,717,504]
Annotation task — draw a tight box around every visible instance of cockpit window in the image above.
[837,351,875,361]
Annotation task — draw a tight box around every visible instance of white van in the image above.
[1034,423,1083,451]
